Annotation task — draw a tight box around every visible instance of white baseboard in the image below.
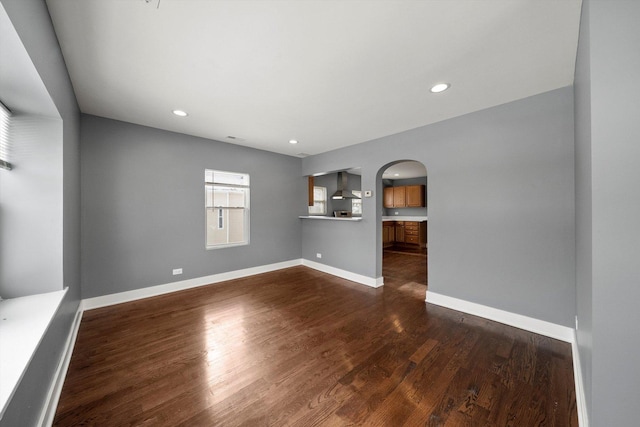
[38,305,83,427]
[82,259,303,310]
[572,331,589,427]
[425,290,574,343]
[302,259,383,288]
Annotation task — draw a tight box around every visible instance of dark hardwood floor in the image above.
[54,261,577,426]
[383,246,427,286]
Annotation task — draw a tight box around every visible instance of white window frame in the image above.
[308,186,327,215]
[0,101,12,171]
[351,190,362,216]
[205,169,250,249]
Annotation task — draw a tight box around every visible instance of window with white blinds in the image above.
[0,101,12,171]
[205,169,250,249]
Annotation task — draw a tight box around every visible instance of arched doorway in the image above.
[378,160,428,293]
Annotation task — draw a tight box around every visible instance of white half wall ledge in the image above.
[0,288,67,420]
[425,290,574,343]
[302,259,384,288]
[82,259,303,310]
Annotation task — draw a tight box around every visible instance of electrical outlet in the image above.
[316,253,322,259]
[394,211,399,215]
[172,268,183,275]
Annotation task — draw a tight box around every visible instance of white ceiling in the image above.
[46,0,582,158]
[382,161,427,180]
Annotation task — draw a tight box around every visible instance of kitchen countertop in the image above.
[299,216,362,221]
[382,216,428,222]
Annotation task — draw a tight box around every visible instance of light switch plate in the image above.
[364,190,372,197]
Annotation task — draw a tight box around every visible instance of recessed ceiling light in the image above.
[394,173,400,177]
[430,83,450,93]
[289,139,298,144]
[172,109,188,117]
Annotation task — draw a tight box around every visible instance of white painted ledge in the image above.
[0,288,67,420]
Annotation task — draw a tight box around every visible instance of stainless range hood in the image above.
[331,172,360,200]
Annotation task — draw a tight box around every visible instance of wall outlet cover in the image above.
[172,268,183,275]
[316,253,322,259]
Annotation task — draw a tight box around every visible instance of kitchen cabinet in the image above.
[406,185,425,207]
[382,222,395,248]
[393,187,406,208]
[383,185,425,208]
[395,221,405,243]
[383,220,427,248]
[383,187,394,209]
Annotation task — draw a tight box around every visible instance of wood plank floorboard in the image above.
[54,261,577,426]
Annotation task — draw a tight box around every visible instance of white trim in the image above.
[302,259,383,288]
[38,306,83,427]
[572,330,589,427]
[425,290,574,343]
[82,259,302,310]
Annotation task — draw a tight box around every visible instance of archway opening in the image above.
[378,160,428,295]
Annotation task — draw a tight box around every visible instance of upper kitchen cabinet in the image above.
[384,185,425,208]
[384,187,394,208]
[406,185,425,207]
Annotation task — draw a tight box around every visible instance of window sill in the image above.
[206,241,249,250]
[0,288,67,418]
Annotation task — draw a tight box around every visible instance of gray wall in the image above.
[0,115,63,298]
[573,0,593,420]
[0,0,81,425]
[80,115,304,299]
[303,87,576,327]
[577,1,640,424]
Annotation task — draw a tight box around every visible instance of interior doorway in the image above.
[379,161,428,290]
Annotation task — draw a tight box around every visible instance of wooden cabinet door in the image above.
[382,222,395,247]
[395,222,405,242]
[406,185,425,207]
[383,187,394,208]
[393,187,406,207]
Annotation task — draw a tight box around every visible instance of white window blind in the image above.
[0,101,12,171]
[308,186,327,215]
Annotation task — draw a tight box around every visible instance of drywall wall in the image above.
[588,1,640,425]
[0,0,81,425]
[80,115,304,299]
[573,0,593,421]
[303,87,576,327]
